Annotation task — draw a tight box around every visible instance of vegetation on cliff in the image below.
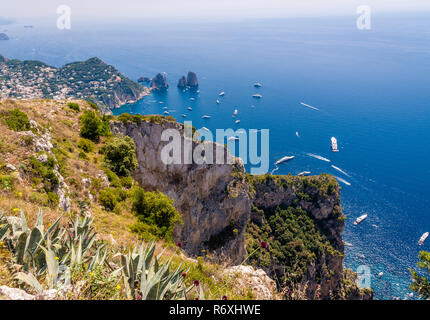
[410,251,430,299]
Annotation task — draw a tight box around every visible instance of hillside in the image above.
[0,99,370,300]
[0,55,150,112]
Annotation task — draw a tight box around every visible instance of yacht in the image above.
[354,214,368,225]
[202,115,211,119]
[187,107,192,111]
[298,171,311,176]
[418,232,429,246]
[216,100,220,104]
[252,94,263,99]
[219,92,225,97]
[233,109,238,116]
[235,120,240,124]
[331,137,339,152]
[274,156,295,165]
[253,83,263,88]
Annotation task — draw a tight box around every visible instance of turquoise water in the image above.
[1,13,429,299]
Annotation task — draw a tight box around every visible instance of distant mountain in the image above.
[0,33,9,40]
[0,55,150,112]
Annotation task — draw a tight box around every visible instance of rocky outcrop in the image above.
[224,265,279,300]
[137,76,151,83]
[0,54,7,63]
[0,33,9,41]
[178,72,198,88]
[151,73,169,91]
[110,119,251,263]
[111,119,371,299]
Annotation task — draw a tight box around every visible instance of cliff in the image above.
[151,73,168,91]
[111,119,371,300]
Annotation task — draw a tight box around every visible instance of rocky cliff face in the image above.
[111,119,371,299]
[110,119,251,263]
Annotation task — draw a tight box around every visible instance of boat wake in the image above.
[331,165,351,177]
[335,176,351,186]
[306,153,331,162]
[300,102,320,111]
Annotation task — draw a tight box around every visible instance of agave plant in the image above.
[0,211,10,242]
[117,241,192,300]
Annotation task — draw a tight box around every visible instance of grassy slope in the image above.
[0,99,271,300]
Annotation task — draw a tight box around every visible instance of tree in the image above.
[410,251,430,299]
[80,110,103,142]
[132,188,182,238]
[102,135,138,177]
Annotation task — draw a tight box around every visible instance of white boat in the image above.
[253,83,263,88]
[235,120,240,124]
[233,109,238,116]
[187,107,192,111]
[275,156,295,165]
[298,171,311,176]
[331,137,339,152]
[201,127,209,131]
[252,94,263,99]
[228,136,240,141]
[163,111,169,115]
[296,131,300,137]
[418,232,429,245]
[202,115,211,119]
[181,114,187,118]
[378,272,384,278]
[190,98,196,101]
[219,92,225,97]
[354,214,368,225]
[216,100,220,104]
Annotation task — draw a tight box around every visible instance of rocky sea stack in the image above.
[0,33,9,40]
[151,73,169,91]
[137,76,151,83]
[178,71,198,89]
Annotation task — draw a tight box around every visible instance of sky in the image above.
[2,0,430,23]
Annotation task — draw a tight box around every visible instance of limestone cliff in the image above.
[110,118,371,299]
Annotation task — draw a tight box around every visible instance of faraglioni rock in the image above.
[177,71,199,88]
[151,73,168,90]
[0,33,9,40]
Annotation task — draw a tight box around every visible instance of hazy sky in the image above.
[2,0,430,22]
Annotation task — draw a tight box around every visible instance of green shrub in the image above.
[78,138,95,153]
[47,192,60,208]
[4,108,31,131]
[68,102,81,112]
[102,135,138,177]
[132,188,182,239]
[80,111,103,142]
[86,100,99,111]
[99,188,118,211]
[0,175,14,191]
[410,251,430,299]
[120,176,133,189]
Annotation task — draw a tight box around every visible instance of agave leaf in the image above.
[15,272,44,294]
[20,210,27,232]
[16,232,28,265]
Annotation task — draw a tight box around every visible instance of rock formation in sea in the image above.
[151,73,169,90]
[177,71,199,88]
[0,33,9,40]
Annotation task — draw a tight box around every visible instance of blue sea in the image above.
[1,13,429,299]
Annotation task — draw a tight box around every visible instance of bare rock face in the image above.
[0,286,35,300]
[111,120,251,263]
[177,76,187,89]
[151,73,169,91]
[224,265,279,300]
